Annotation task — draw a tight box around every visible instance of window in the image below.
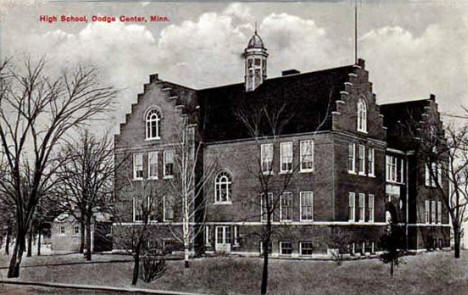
[260,193,274,222]
[431,200,436,224]
[133,196,147,222]
[148,151,158,179]
[357,98,367,133]
[280,142,293,173]
[359,193,365,222]
[205,226,211,246]
[280,192,293,221]
[368,194,374,222]
[300,242,313,256]
[300,191,314,221]
[358,145,366,175]
[261,143,273,174]
[300,140,314,172]
[59,226,65,235]
[425,200,430,224]
[280,241,293,255]
[368,148,375,177]
[348,143,356,173]
[386,155,404,183]
[437,163,443,187]
[233,226,239,246]
[163,196,174,221]
[163,150,174,178]
[74,226,79,235]
[437,201,442,224]
[133,153,144,180]
[349,192,356,222]
[425,162,440,187]
[215,226,231,245]
[146,109,161,140]
[215,172,232,203]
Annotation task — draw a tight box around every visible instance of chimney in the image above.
[282,69,300,76]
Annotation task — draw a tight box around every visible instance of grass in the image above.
[1,251,468,294]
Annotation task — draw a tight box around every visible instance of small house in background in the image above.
[51,212,113,254]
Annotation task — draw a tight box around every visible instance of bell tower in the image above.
[244,27,268,92]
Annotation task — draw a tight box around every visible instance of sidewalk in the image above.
[0,279,208,295]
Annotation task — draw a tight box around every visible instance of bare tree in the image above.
[54,130,117,260]
[113,180,168,285]
[167,117,217,268]
[0,57,116,277]
[418,118,468,258]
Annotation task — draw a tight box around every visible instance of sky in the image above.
[1,0,467,134]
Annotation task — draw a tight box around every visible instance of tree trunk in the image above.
[85,215,92,261]
[260,238,269,295]
[390,260,394,277]
[8,231,25,278]
[37,229,41,256]
[132,247,140,285]
[454,226,461,259]
[184,242,190,268]
[5,223,11,255]
[79,220,85,253]
[27,228,33,257]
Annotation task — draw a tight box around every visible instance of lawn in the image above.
[1,251,468,294]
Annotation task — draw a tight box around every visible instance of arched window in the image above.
[215,172,232,203]
[146,109,161,139]
[357,98,367,133]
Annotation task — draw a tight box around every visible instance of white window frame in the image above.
[214,171,232,204]
[215,226,231,245]
[300,140,314,173]
[349,192,356,222]
[146,109,161,140]
[260,192,274,222]
[133,196,145,223]
[163,150,174,179]
[59,226,65,235]
[74,226,80,235]
[280,192,293,222]
[261,143,274,175]
[437,163,443,187]
[148,151,159,179]
[280,142,293,174]
[233,225,239,246]
[357,98,367,133]
[368,194,374,223]
[300,191,314,221]
[431,200,436,224]
[368,148,375,177]
[279,241,293,255]
[425,200,430,224]
[437,201,442,224]
[163,195,174,221]
[205,226,211,246]
[358,145,366,175]
[133,153,144,180]
[299,241,314,256]
[359,193,365,222]
[348,143,356,174]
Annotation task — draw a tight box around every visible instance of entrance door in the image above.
[215,226,231,253]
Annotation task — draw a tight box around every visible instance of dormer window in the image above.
[357,98,367,133]
[146,109,161,140]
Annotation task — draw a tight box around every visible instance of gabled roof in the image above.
[197,65,355,142]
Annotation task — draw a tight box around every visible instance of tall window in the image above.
[357,98,367,133]
[359,193,365,222]
[163,150,174,178]
[148,151,158,179]
[425,162,439,187]
[368,148,375,177]
[386,155,403,183]
[300,140,314,172]
[348,143,356,174]
[205,226,211,246]
[437,201,442,224]
[358,145,366,175]
[437,163,443,187]
[146,109,161,140]
[133,153,144,180]
[215,171,232,203]
[431,200,436,224]
[368,194,374,222]
[349,192,356,222]
[300,191,314,221]
[260,193,274,222]
[233,225,239,246]
[163,196,174,221]
[425,200,430,224]
[280,142,293,173]
[133,196,145,222]
[280,192,293,221]
[261,143,273,174]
